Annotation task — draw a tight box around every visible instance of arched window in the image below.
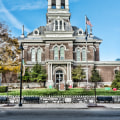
[52,0,56,9]
[54,46,59,60]
[76,48,80,61]
[31,48,36,62]
[60,46,64,60]
[93,48,96,61]
[55,20,58,31]
[37,49,41,62]
[60,21,62,30]
[61,0,65,9]
[82,48,86,61]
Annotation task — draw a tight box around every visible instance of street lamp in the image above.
[85,30,88,89]
[18,43,24,107]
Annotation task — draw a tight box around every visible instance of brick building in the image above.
[1,0,120,90]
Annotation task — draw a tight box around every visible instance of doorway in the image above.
[55,70,65,90]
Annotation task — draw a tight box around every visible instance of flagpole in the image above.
[85,15,88,89]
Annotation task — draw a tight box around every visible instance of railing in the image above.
[1,95,120,104]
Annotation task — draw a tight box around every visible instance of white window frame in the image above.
[82,48,86,61]
[60,46,65,60]
[37,48,41,62]
[54,46,59,60]
[31,48,36,62]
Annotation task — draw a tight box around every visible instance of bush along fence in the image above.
[1,95,120,104]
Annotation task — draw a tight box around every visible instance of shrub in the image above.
[104,85,110,87]
[0,86,8,92]
[111,71,120,89]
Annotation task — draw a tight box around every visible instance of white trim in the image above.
[53,66,66,75]
[33,29,39,36]
[60,44,66,50]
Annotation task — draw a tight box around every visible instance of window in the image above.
[60,21,62,30]
[76,48,80,61]
[115,70,118,75]
[82,48,86,61]
[61,0,65,9]
[93,48,96,61]
[55,20,58,31]
[37,49,41,62]
[54,46,59,60]
[52,0,56,9]
[60,46,64,60]
[31,48,36,62]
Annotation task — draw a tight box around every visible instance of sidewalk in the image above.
[0,103,120,109]
[0,103,88,109]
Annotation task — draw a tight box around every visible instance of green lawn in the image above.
[0,88,120,96]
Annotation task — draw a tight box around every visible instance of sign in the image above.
[65,98,72,103]
[113,88,117,91]
[49,85,52,89]
[105,87,111,91]
[69,85,72,88]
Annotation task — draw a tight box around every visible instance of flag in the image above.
[86,16,93,27]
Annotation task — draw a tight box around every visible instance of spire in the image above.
[21,25,25,38]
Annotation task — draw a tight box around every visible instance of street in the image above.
[0,109,120,120]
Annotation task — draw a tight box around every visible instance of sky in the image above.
[0,0,119,61]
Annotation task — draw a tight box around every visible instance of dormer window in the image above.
[61,0,65,9]
[52,0,56,9]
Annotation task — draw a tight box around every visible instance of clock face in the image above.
[35,30,38,35]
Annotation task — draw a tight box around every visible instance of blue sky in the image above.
[0,0,119,61]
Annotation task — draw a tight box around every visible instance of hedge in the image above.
[0,86,8,92]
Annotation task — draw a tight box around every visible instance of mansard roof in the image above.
[28,26,46,36]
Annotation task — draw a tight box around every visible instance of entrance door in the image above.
[55,70,64,90]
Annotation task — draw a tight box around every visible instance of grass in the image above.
[0,88,120,96]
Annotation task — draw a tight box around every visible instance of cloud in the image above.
[0,0,30,33]
[10,0,47,11]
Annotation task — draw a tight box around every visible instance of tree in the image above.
[0,22,20,82]
[30,63,47,87]
[22,67,30,82]
[111,71,120,89]
[72,65,86,87]
[90,66,101,103]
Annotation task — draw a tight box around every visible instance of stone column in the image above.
[56,0,61,9]
[48,64,50,80]
[62,20,64,31]
[58,20,60,31]
[46,63,54,88]
[66,62,73,87]
[65,0,69,9]
[48,0,52,9]
[51,63,52,80]
[67,63,69,80]
[53,20,55,31]
[70,63,71,80]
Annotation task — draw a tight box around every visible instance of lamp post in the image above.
[18,43,24,107]
[85,34,88,89]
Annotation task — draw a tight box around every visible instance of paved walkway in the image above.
[0,103,120,109]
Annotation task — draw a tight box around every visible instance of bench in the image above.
[0,97,8,104]
[23,97,40,104]
[97,96,113,103]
